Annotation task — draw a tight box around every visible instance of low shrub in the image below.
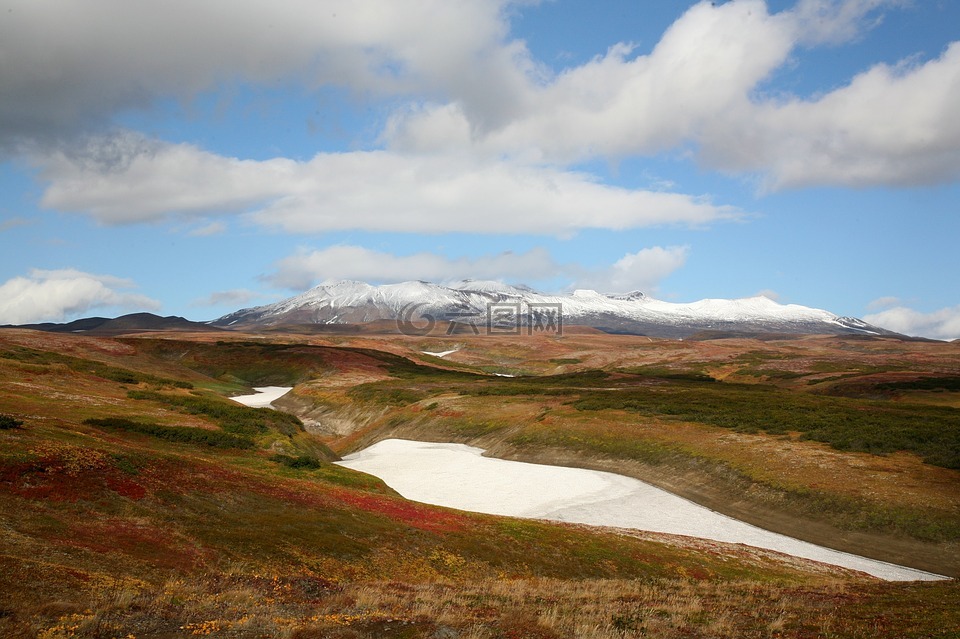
[270,454,323,469]
[877,376,960,392]
[347,385,428,406]
[571,382,960,468]
[0,414,23,430]
[84,417,255,449]
[0,346,192,389]
[127,390,303,437]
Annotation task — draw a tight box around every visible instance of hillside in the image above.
[1,327,959,637]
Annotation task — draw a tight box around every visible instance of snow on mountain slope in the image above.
[212,280,893,338]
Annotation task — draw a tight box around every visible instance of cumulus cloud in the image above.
[268,246,559,290]
[388,1,796,161]
[574,246,690,295]
[386,0,960,189]
[864,305,960,341]
[37,133,294,222]
[0,268,160,324]
[702,42,960,189]
[267,244,688,295]
[0,0,525,150]
[11,0,954,213]
[37,133,739,233]
[8,0,952,193]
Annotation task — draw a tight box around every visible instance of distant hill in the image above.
[4,312,220,335]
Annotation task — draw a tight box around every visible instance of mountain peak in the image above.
[448,280,535,296]
[608,290,646,301]
[211,279,895,338]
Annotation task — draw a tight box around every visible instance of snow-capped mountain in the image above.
[212,280,894,338]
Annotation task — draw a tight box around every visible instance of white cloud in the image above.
[790,0,903,46]
[1,0,524,149]
[0,268,160,325]
[37,133,294,222]
[864,305,960,341]
[268,245,559,290]
[191,289,261,308]
[267,244,688,295]
[574,246,690,295]
[37,133,739,233]
[867,296,901,310]
[0,217,30,232]
[10,0,955,198]
[702,42,960,190]
[386,1,960,189]
[388,1,796,161]
[188,221,227,237]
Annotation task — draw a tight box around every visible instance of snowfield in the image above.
[230,386,293,408]
[336,439,947,582]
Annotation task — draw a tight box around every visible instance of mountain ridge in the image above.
[212,279,899,339]
[3,312,220,335]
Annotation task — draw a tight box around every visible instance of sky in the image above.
[1,0,958,340]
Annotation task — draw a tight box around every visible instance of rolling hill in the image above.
[1,325,958,637]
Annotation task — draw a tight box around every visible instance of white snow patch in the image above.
[422,349,459,358]
[230,386,293,409]
[336,439,947,582]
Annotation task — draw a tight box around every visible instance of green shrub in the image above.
[877,377,960,392]
[84,417,255,449]
[127,390,303,437]
[270,453,323,469]
[571,382,960,468]
[347,385,428,406]
[0,414,23,430]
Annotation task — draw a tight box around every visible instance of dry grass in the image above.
[6,573,959,639]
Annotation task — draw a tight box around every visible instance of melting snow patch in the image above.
[422,349,459,358]
[336,439,948,582]
[231,386,293,409]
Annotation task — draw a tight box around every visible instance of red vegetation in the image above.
[330,488,469,533]
[105,475,147,500]
[2,459,107,502]
[0,448,146,503]
[61,517,206,570]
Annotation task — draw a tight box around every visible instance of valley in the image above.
[1,324,958,637]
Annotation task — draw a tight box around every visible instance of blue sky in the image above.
[1,0,958,339]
